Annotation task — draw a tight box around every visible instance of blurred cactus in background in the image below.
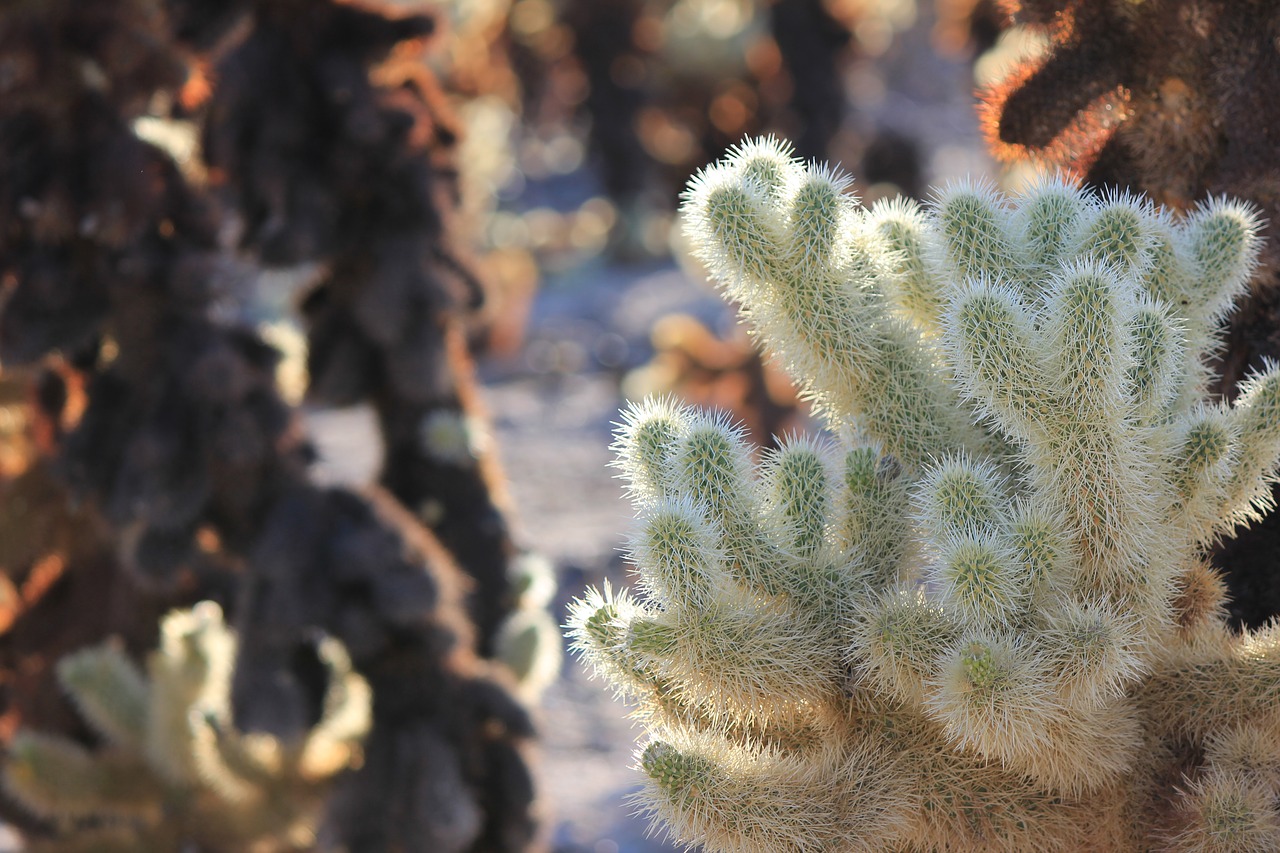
[0,1,544,849]
[571,138,1280,851]
[4,603,369,852]
[179,0,526,659]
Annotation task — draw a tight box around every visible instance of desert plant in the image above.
[977,0,1280,628]
[570,137,1280,851]
[4,603,369,852]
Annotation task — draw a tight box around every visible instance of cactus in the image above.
[976,0,1280,629]
[4,603,370,852]
[570,138,1280,851]
[0,2,541,848]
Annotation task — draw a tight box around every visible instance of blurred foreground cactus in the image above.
[570,137,1280,851]
[4,603,369,852]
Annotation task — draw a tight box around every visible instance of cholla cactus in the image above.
[569,137,1280,852]
[3,603,370,852]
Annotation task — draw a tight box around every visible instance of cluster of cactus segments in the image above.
[3,603,370,852]
[568,137,1280,852]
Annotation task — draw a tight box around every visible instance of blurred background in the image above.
[0,1,1076,851]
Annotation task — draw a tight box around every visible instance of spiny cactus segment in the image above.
[569,137,1280,852]
[4,603,370,852]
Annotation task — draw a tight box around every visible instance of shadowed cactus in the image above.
[4,603,370,852]
[570,138,1280,851]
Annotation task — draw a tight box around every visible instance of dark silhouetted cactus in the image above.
[0,1,541,849]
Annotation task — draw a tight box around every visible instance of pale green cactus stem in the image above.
[1069,192,1157,281]
[1222,364,1280,528]
[761,438,832,563]
[1126,297,1184,422]
[682,139,982,469]
[1006,498,1072,601]
[639,734,909,853]
[570,138,1280,853]
[854,588,959,705]
[868,197,940,333]
[146,601,236,786]
[4,733,162,824]
[631,496,724,610]
[834,446,910,588]
[1185,198,1263,322]
[929,179,1024,288]
[614,396,693,504]
[1010,173,1087,293]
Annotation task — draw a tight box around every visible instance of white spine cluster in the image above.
[569,138,1280,851]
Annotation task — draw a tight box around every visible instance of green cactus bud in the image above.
[1140,218,1195,308]
[1169,771,1280,853]
[945,279,1049,436]
[1223,362,1280,528]
[929,178,1022,286]
[1010,172,1088,298]
[869,196,940,330]
[783,163,854,276]
[1171,404,1238,539]
[835,447,911,587]
[614,396,694,503]
[731,135,797,202]
[638,734,904,853]
[854,588,960,704]
[631,496,725,610]
[1183,197,1264,323]
[761,436,834,563]
[1006,498,1073,598]
[1037,598,1142,705]
[640,601,841,718]
[673,411,784,596]
[1068,191,1156,281]
[925,634,1044,755]
[1043,261,1130,420]
[684,168,784,293]
[1127,298,1184,421]
[931,533,1026,629]
[566,583,653,694]
[675,411,756,526]
[916,454,1009,541]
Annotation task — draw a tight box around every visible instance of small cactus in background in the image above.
[495,552,563,700]
[4,603,370,852]
[570,137,1280,851]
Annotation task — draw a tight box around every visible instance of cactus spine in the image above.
[570,137,1280,851]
